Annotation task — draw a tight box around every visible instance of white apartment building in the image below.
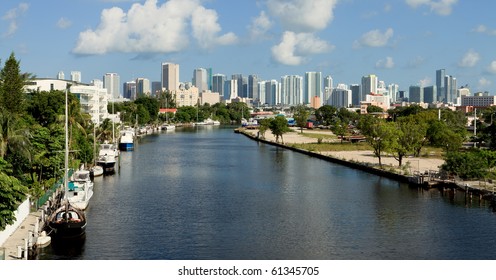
[461,95,496,107]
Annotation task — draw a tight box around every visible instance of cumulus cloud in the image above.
[487,61,496,74]
[1,3,29,37]
[266,0,338,33]
[478,77,492,89]
[376,57,395,69]
[248,11,273,39]
[73,0,237,55]
[57,17,72,29]
[472,24,496,36]
[353,28,394,48]
[419,77,432,87]
[271,31,334,65]
[459,49,480,68]
[405,0,457,16]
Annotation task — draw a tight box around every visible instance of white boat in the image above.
[99,143,119,158]
[162,123,176,130]
[66,166,94,210]
[205,118,220,125]
[90,165,103,177]
[96,153,116,175]
[119,127,135,151]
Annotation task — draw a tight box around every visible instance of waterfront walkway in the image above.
[1,209,44,260]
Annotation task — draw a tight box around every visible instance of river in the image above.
[37,126,496,260]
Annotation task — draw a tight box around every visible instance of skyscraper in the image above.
[192,68,208,92]
[161,62,179,91]
[324,75,333,104]
[350,84,361,106]
[330,84,352,108]
[224,79,238,102]
[136,78,151,96]
[423,85,437,103]
[123,80,137,100]
[281,75,303,106]
[444,75,457,104]
[248,75,259,100]
[57,71,65,80]
[103,73,121,100]
[361,74,378,101]
[409,85,423,103]
[212,74,226,97]
[436,69,445,102]
[304,72,322,106]
[388,84,399,104]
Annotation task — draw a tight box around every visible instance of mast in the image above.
[64,89,69,203]
[112,96,115,144]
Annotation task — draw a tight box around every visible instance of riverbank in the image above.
[236,127,496,197]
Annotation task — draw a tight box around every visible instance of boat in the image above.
[161,123,176,131]
[46,89,87,239]
[96,153,116,174]
[205,118,220,125]
[66,166,94,210]
[90,165,103,177]
[119,127,135,151]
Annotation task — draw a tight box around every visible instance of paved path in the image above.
[1,210,44,260]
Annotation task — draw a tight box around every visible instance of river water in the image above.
[38,126,496,260]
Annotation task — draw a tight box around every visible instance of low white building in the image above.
[25,78,110,124]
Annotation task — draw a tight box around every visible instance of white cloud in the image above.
[487,61,496,74]
[57,17,72,29]
[376,57,395,69]
[353,28,394,48]
[73,0,237,55]
[266,0,338,32]
[405,0,457,16]
[478,77,492,89]
[459,49,480,68]
[248,11,273,39]
[419,77,432,87]
[1,3,29,37]
[271,31,333,65]
[472,24,496,36]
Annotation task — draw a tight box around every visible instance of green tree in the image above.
[366,105,384,114]
[331,119,347,143]
[293,105,310,133]
[269,115,291,144]
[359,115,395,168]
[0,158,28,230]
[315,105,337,126]
[0,52,26,116]
[257,118,271,139]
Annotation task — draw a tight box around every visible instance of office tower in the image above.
[324,75,333,103]
[423,85,437,103]
[123,80,137,100]
[361,74,378,101]
[71,71,81,83]
[436,69,445,102]
[248,75,259,99]
[103,73,121,100]
[350,84,361,106]
[258,81,266,105]
[161,62,179,91]
[223,79,238,101]
[409,85,423,103]
[151,81,162,97]
[388,84,399,104]
[304,72,322,105]
[207,68,213,91]
[330,84,352,108]
[136,78,151,96]
[265,80,280,106]
[193,68,208,93]
[281,75,303,106]
[213,74,226,97]
[57,71,65,80]
[444,75,457,104]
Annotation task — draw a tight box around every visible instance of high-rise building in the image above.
[350,84,361,106]
[444,75,457,104]
[135,78,151,97]
[258,81,266,105]
[193,68,208,93]
[324,75,333,104]
[223,79,238,102]
[103,73,121,100]
[248,75,259,100]
[206,68,213,91]
[123,80,137,100]
[409,85,423,103]
[152,81,162,97]
[232,74,246,98]
[212,74,226,97]
[304,72,322,106]
[161,62,179,91]
[330,84,352,108]
[281,75,303,106]
[361,74,378,102]
[265,80,280,106]
[423,85,437,104]
[436,69,445,102]
[71,71,81,83]
[388,84,399,104]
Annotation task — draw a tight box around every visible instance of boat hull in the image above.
[119,142,134,151]
[96,158,116,174]
[47,206,87,239]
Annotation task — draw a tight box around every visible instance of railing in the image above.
[36,169,74,209]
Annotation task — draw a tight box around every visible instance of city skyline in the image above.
[2,1,496,94]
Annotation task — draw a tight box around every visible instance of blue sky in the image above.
[1,0,496,94]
